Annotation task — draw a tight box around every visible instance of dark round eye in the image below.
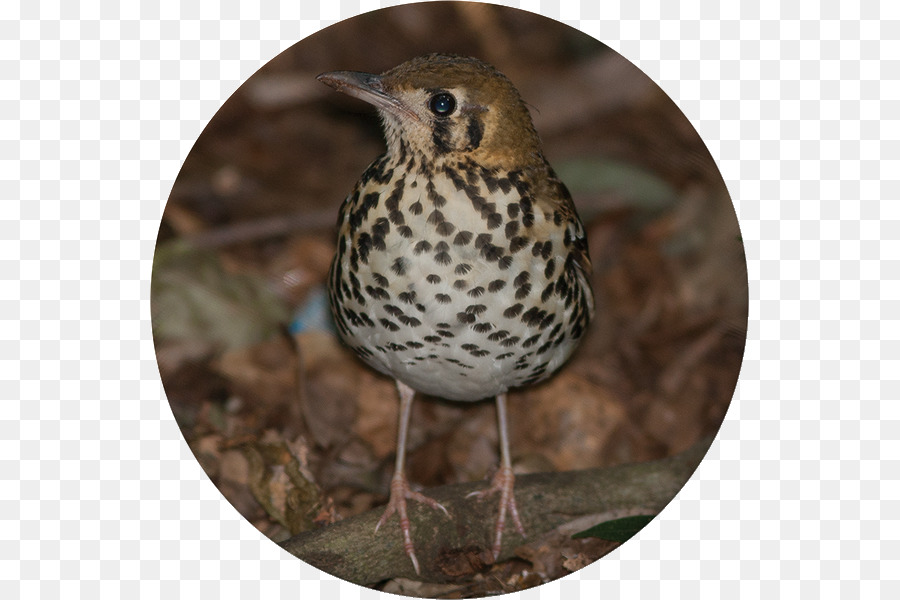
[429,93,456,116]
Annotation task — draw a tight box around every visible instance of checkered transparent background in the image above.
[2,0,896,597]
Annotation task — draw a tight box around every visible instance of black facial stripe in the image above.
[465,115,484,150]
[432,117,452,155]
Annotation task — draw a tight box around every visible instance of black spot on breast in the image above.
[539,313,555,329]
[379,318,400,332]
[521,307,546,327]
[514,271,530,288]
[360,154,394,184]
[453,279,468,290]
[522,213,534,228]
[536,340,554,354]
[507,203,520,219]
[488,279,506,292]
[472,322,493,333]
[427,209,444,225]
[373,216,390,237]
[488,330,509,341]
[410,201,423,215]
[389,210,405,225]
[503,304,523,318]
[541,242,553,259]
[479,166,499,193]
[455,263,472,275]
[426,180,447,208]
[453,230,473,246]
[468,286,485,298]
[475,233,492,249]
[398,315,421,327]
[424,335,441,343]
[356,233,372,263]
[486,212,503,230]
[541,283,554,303]
[398,226,413,238]
[383,304,403,317]
[522,334,541,348]
[466,304,487,315]
[500,336,521,348]
[443,166,465,190]
[456,311,476,324]
[406,341,424,349]
[414,240,432,255]
[365,285,390,300]
[426,274,441,284]
[391,257,408,276]
[372,273,389,287]
[435,252,452,265]
[436,221,456,236]
[481,243,504,262]
[509,236,528,253]
[385,178,404,211]
[464,163,479,185]
[507,170,531,195]
[398,291,416,304]
[435,293,451,304]
[505,221,520,239]
[544,259,556,278]
[498,256,513,270]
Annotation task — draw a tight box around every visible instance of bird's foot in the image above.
[376,472,449,574]
[467,465,525,560]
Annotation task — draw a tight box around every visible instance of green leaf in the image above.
[572,514,656,542]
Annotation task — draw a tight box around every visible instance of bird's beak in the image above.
[317,70,420,122]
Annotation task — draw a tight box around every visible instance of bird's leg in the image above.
[375,380,448,574]
[467,392,526,560]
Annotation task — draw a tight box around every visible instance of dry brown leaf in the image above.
[518,372,627,470]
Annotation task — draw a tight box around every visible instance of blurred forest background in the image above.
[152,3,747,595]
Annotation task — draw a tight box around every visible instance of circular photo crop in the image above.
[152,3,747,596]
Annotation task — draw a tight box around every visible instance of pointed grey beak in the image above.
[317,70,420,121]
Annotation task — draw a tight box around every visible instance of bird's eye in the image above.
[428,93,456,116]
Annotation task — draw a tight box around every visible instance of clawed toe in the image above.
[376,473,449,574]
[469,465,525,559]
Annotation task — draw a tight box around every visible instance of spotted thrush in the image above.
[319,54,594,573]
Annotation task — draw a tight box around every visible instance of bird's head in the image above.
[318,54,544,169]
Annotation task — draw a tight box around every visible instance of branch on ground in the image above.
[279,435,714,585]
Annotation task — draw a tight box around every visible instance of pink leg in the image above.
[375,380,448,574]
[468,393,525,560]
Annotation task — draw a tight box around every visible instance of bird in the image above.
[318,54,594,573]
